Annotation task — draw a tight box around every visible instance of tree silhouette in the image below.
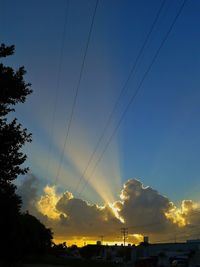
[20,213,53,255]
[0,44,54,266]
[0,43,32,264]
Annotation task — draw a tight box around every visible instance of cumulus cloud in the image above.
[17,174,39,214]
[18,176,200,244]
[37,185,62,220]
[115,179,175,234]
[166,200,198,225]
[17,175,54,224]
[56,192,123,238]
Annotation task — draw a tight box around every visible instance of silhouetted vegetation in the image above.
[19,212,53,255]
[0,44,52,265]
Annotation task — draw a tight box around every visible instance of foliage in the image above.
[0,43,32,263]
[0,44,53,264]
[0,44,32,182]
[20,213,53,255]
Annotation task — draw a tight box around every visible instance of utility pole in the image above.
[121,228,128,246]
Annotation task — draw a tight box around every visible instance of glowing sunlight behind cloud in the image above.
[108,202,125,224]
[19,176,200,246]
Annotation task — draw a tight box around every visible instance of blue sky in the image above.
[2,0,200,205]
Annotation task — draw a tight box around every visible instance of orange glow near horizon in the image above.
[53,233,144,247]
[53,238,140,247]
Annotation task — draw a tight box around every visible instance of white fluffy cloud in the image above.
[18,176,200,244]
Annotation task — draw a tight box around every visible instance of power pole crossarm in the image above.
[121,228,128,246]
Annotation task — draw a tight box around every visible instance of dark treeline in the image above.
[0,44,53,266]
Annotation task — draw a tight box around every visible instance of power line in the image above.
[101,221,200,245]
[70,0,167,197]
[153,225,200,243]
[46,0,69,177]
[108,208,200,239]
[79,0,188,197]
[108,217,200,245]
[54,0,99,185]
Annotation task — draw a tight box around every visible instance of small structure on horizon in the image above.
[96,240,101,246]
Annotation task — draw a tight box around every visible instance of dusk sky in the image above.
[2,0,200,245]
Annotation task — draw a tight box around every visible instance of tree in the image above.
[0,43,32,263]
[19,213,53,255]
[0,43,32,180]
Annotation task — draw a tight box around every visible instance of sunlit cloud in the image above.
[37,185,62,220]
[18,176,200,245]
[108,202,125,224]
[165,200,199,227]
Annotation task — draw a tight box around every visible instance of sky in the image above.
[2,0,200,245]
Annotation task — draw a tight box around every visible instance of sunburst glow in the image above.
[108,202,125,223]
